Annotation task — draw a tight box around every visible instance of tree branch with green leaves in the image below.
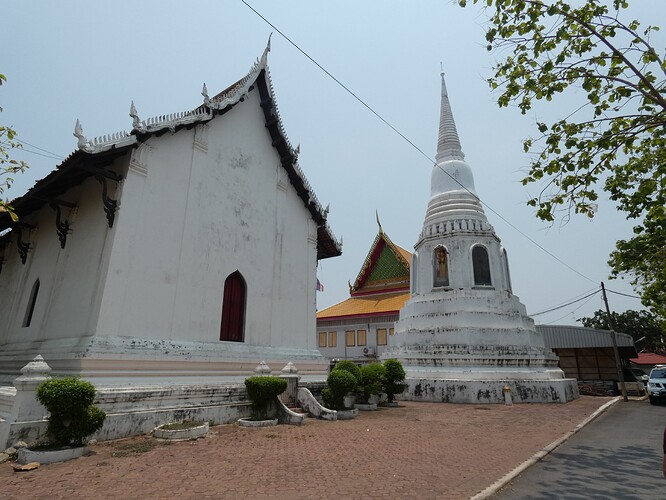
[459,0,666,316]
[1,72,29,222]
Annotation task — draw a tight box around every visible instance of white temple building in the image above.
[380,73,578,403]
[0,40,341,387]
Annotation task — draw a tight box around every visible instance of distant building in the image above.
[629,352,666,374]
[537,325,639,391]
[0,41,341,386]
[316,222,410,362]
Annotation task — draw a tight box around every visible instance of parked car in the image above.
[647,365,666,405]
[630,368,649,386]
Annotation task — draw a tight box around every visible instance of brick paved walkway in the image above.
[2,397,612,499]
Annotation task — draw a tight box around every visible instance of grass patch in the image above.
[112,440,158,457]
[161,421,206,431]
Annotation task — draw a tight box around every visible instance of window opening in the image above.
[433,246,449,287]
[377,328,388,346]
[472,246,492,286]
[220,271,246,342]
[345,330,355,347]
[503,249,512,292]
[22,279,40,328]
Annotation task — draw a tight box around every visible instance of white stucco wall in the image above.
[95,88,318,350]
[316,319,396,362]
[1,85,324,382]
[0,169,122,347]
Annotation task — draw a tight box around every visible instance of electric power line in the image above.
[14,138,65,160]
[531,288,601,317]
[15,147,63,161]
[606,288,641,299]
[543,292,599,325]
[531,285,601,315]
[240,0,598,285]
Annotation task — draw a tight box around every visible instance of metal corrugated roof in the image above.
[536,325,635,349]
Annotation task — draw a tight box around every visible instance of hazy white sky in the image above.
[3,1,661,325]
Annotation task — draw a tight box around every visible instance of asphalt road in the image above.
[494,399,666,500]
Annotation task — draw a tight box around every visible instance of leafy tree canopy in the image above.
[578,308,665,352]
[458,0,665,316]
[1,73,29,222]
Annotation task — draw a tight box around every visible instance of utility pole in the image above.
[601,282,628,402]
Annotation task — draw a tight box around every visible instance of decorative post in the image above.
[253,360,272,376]
[12,355,51,423]
[1,355,52,448]
[280,362,300,406]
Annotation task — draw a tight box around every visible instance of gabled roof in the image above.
[0,38,341,260]
[350,227,411,296]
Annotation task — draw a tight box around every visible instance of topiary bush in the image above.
[36,377,106,447]
[321,369,357,411]
[332,360,361,386]
[244,376,288,420]
[383,358,407,403]
[359,363,386,403]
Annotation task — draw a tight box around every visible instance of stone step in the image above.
[287,405,307,415]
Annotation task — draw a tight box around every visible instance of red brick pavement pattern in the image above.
[1,397,612,499]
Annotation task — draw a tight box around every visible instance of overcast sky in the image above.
[3,1,662,326]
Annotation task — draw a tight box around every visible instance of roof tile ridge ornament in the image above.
[262,58,337,246]
[376,210,383,234]
[208,34,272,112]
[74,119,136,154]
[202,83,210,107]
[435,70,465,164]
[74,119,87,150]
[129,101,146,132]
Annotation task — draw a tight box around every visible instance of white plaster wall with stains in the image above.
[0,85,328,384]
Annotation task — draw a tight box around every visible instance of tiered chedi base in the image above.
[382,290,579,403]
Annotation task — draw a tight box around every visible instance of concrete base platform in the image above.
[401,377,579,404]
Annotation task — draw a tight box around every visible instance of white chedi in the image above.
[381,71,578,404]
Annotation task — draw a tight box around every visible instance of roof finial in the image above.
[259,33,272,67]
[129,101,142,129]
[376,210,383,234]
[202,83,210,106]
[435,69,465,163]
[74,119,87,149]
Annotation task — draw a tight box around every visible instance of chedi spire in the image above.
[435,72,465,163]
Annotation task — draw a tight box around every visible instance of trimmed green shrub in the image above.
[322,369,357,411]
[36,377,106,447]
[359,363,386,402]
[244,376,287,420]
[332,360,361,386]
[383,358,407,403]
